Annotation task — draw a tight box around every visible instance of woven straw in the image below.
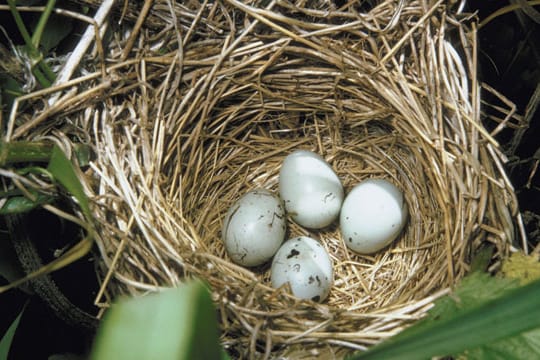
[6,0,524,358]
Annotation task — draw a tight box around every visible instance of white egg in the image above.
[222,189,286,267]
[279,150,344,229]
[271,236,333,302]
[340,178,408,254]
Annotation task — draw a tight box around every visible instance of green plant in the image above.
[5,0,58,88]
[0,143,95,294]
[0,2,96,358]
[352,272,540,359]
[63,255,540,359]
[91,280,230,360]
[1,0,94,292]
[0,304,26,359]
[88,258,540,360]
[0,142,96,358]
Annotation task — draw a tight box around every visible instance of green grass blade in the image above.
[354,278,540,360]
[91,280,226,360]
[0,303,26,360]
[47,145,92,221]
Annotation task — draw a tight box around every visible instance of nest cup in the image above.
[93,1,517,358]
[8,0,520,358]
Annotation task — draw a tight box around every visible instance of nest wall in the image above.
[7,0,522,358]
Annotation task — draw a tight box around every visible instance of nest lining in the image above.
[5,0,523,358]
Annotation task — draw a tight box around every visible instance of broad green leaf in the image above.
[427,272,519,320]
[0,304,26,360]
[91,280,228,360]
[353,273,540,360]
[457,252,540,360]
[462,327,540,360]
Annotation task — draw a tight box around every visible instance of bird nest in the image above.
[5,0,523,358]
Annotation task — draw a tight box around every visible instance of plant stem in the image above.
[7,0,56,87]
[38,61,56,85]
[478,0,540,29]
[32,66,53,88]
[33,0,58,84]
[7,0,34,47]
[0,141,53,166]
[31,0,57,49]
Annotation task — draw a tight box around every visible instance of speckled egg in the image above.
[222,189,286,267]
[271,236,333,302]
[279,150,344,229]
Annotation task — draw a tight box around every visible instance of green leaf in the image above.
[37,13,73,54]
[73,144,92,168]
[0,74,24,116]
[0,304,26,359]
[91,280,227,360]
[0,192,56,214]
[0,230,24,285]
[427,272,519,320]
[47,145,92,221]
[0,145,94,294]
[353,273,540,360]
[457,253,540,360]
[7,0,55,87]
[0,141,53,166]
[463,327,540,360]
[31,0,57,51]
